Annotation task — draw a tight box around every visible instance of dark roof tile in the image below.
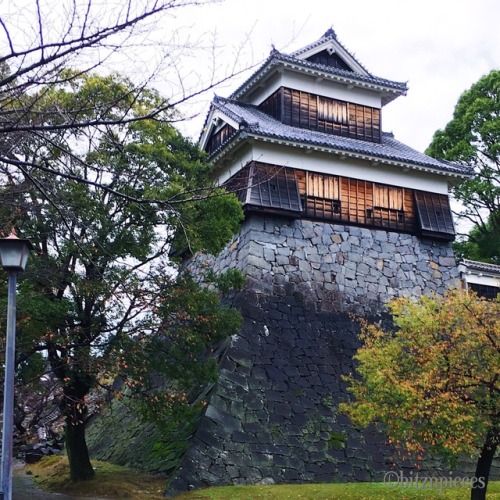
[461,259,500,275]
[278,53,406,91]
[230,53,407,102]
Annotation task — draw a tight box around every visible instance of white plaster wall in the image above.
[216,142,450,194]
[463,274,500,288]
[245,70,383,108]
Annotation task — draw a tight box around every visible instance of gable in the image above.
[199,102,242,155]
[305,49,353,72]
[205,122,237,155]
[291,29,370,77]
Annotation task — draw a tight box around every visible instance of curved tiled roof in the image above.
[278,52,406,91]
[210,97,473,178]
[230,29,407,104]
[461,259,500,275]
[230,52,407,103]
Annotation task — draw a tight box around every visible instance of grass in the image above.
[24,457,500,499]
[25,455,166,498]
[175,482,500,499]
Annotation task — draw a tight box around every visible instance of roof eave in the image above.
[459,259,500,277]
[210,132,472,181]
[231,58,407,104]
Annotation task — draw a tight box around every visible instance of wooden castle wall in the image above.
[224,162,454,240]
[259,87,381,143]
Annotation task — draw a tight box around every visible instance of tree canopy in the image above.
[453,212,500,264]
[426,69,500,262]
[0,0,251,482]
[340,290,499,500]
[0,71,243,480]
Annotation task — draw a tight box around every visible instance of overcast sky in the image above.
[170,0,500,153]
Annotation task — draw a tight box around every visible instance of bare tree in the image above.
[0,0,253,202]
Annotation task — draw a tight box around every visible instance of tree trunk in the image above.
[63,388,94,481]
[65,413,94,480]
[471,432,497,500]
[14,403,26,434]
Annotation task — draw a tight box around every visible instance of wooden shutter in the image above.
[374,186,404,210]
[248,164,302,213]
[307,172,340,200]
[414,191,455,240]
[318,97,348,125]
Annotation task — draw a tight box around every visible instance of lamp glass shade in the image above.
[0,237,32,271]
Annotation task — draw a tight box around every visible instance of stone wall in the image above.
[188,215,460,314]
[164,215,477,495]
[166,288,494,495]
[86,398,170,473]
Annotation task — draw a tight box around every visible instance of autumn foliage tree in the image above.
[340,289,499,500]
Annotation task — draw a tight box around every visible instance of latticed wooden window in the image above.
[303,172,341,218]
[248,164,302,213]
[374,185,405,210]
[318,97,348,125]
[223,168,250,203]
[468,283,500,300]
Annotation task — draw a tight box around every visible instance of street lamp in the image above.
[0,231,33,500]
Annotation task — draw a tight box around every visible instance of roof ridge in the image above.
[323,27,337,39]
[290,28,372,76]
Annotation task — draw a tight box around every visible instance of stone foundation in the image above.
[166,289,489,495]
[188,215,460,314]
[164,216,473,495]
[86,215,499,493]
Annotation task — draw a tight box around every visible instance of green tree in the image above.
[340,290,499,500]
[117,270,244,464]
[453,213,500,264]
[0,71,243,480]
[426,70,500,262]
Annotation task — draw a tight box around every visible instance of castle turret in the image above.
[167,30,474,494]
[192,29,471,311]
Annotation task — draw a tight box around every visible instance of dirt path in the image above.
[13,461,106,500]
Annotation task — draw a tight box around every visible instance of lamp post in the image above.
[0,232,33,500]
